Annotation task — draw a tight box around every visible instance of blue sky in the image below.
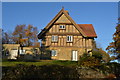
[2,2,118,51]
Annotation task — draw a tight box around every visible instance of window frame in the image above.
[51,50,57,56]
[51,35,58,42]
[59,25,66,29]
[67,35,73,42]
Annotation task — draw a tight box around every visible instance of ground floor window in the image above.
[51,50,57,56]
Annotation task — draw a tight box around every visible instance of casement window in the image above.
[51,50,57,56]
[59,25,66,29]
[52,35,58,42]
[67,36,73,42]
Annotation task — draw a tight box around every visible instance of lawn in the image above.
[1,59,120,79]
[2,61,79,80]
[1,59,78,67]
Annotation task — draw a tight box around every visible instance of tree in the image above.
[24,25,39,47]
[2,29,13,44]
[12,24,26,45]
[92,48,110,62]
[106,18,120,62]
[92,41,110,62]
[12,24,40,47]
[78,47,111,67]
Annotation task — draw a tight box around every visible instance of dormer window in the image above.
[59,25,66,29]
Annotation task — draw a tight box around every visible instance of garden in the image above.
[1,54,120,80]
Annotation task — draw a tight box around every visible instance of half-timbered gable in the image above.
[38,8,97,61]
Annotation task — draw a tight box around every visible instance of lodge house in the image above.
[38,8,97,61]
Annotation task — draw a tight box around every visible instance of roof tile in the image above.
[77,24,97,37]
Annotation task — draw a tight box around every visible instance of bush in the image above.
[106,62,120,77]
[93,48,110,62]
[92,51,102,61]
[78,52,103,67]
[2,64,79,80]
[78,56,101,67]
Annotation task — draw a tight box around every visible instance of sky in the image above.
[2,2,118,51]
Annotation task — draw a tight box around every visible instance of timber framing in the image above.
[38,8,87,39]
[38,8,97,61]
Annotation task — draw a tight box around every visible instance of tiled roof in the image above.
[38,8,87,39]
[38,8,97,39]
[77,24,97,38]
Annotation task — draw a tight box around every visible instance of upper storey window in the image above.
[59,25,66,29]
[52,35,58,42]
[67,36,73,42]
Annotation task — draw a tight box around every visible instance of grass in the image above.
[2,61,79,80]
[1,59,78,67]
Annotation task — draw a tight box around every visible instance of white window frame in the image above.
[67,36,73,42]
[52,35,58,42]
[59,25,66,29]
[51,50,57,56]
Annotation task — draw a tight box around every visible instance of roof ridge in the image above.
[38,8,88,39]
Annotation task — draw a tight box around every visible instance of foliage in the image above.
[92,40,110,62]
[108,62,120,78]
[93,49,110,62]
[78,53,101,67]
[78,55,120,78]
[106,21,120,61]
[2,29,13,44]
[2,24,40,47]
[100,62,120,78]
[78,49,111,67]
[92,50,102,60]
[2,64,79,80]
[77,67,106,78]
[12,24,39,47]
[2,60,120,79]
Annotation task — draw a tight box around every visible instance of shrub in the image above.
[105,73,116,79]
[106,62,120,78]
[93,48,110,63]
[2,64,79,80]
[92,51,102,61]
[78,51,103,67]
[78,56,101,67]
